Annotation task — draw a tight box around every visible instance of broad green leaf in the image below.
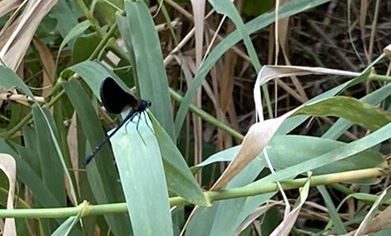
[72,36,100,64]
[32,107,66,205]
[57,20,91,62]
[323,83,391,139]
[123,1,175,140]
[61,79,131,235]
[296,96,391,132]
[193,146,240,171]
[265,135,385,178]
[0,66,35,100]
[112,112,173,236]
[150,114,207,205]
[20,126,41,175]
[49,1,79,46]
[195,135,384,179]
[34,105,77,205]
[68,61,113,98]
[69,61,134,103]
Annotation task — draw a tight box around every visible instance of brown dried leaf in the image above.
[0,0,58,70]
[212,65,360,190]
[270,175,311,236]
[367,205,391,233]
[0,154,17,235]
[211,110,295,190]
[0,0,22,17]
[32,37,55,98]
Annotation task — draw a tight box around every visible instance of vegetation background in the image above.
[0,0,390,235]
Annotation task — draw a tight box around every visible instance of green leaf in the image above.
[61,79,131,235]
[57,20,91,62]
[49,1,79,46]
[296,96,391,132]
[68,61,113,98]
[112,112,173,235]
[266,135,385,178]
[123,0,175,140]
[32,107,66,205]
[0,66,35,100]
[209,0,261,70]
[318,186,347,234]
[277,68,373,135]
[52,216,78,236]
[150,114,207,205]
[196,134,385,180]
[187,154,270,235]
[69,61,133,102]
[72,36,101,64]
[323,83,391,139]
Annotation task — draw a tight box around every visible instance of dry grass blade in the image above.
[366,205,391,233]
[234,202,280,235]
[190,0,205,67]
[0,0,22,17]
[190,0,206,182]
[0,0,58,69]
[32,38,55,98]
[0,154,17,235]
[270,175,311,236]
[354,186,391,236]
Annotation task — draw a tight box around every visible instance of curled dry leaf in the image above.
[211,110,296,190]
[212,65,359,191]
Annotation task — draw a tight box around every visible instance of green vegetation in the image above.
[0,0,390,235]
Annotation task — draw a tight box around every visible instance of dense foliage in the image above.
[0,0,390,235]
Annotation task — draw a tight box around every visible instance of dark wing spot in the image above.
[100,77,137,114]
